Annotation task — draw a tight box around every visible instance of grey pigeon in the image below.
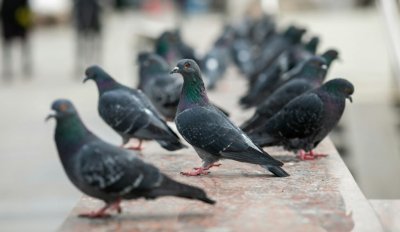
[137,52,230,120]
[241,57,328,132]
[47,99,215,218]
[137,52,182,120]
[171,59,289,177]
[248,78,354,160]
[84,65,187,151]
[200,26,235,90]
[155,30,199,65]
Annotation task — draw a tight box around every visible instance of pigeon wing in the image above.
[264,92,324,139]
[99,90,150,134]
[79,141,162,194]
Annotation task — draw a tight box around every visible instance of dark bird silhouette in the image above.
[84,65,186,151]
[47,99,215,218]
[137,52,230,120]
[171,59,289,177]
[248,78,354,160]
[241,57,327,133]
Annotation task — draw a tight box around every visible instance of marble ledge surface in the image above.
[370,200,400,232]
[58,139,384,232]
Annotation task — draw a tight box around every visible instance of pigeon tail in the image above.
[157,139,187,151]
[240,113,265,132]
[264,165,290,177]
[239,94,256,109]
[248,133,279,148]
[149,175,216,204]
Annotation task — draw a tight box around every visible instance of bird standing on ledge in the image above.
[171,59,289,177]
[47,99,215,218]
[83,65,187,151]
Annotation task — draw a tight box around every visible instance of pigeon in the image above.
[200,26,234,90]
[247,25,306,81]
[231,37,254,75]
[241,56,328,108]
[241,57,327,132]
[171,59,289,177]
[321,49,339,69]
[155,30,199,65]
[47,99,215,218]
[248,14,276,46]
[137,52,182,120]
[248,78,354,160]
[84,65,187,151]
[137,52,230,119]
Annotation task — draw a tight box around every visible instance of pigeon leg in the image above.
[109,198,122,214]
[124,139,144,151]
[79,199,122,218]
[78,204,112,218]
[193,163,222,170]
[180,168,210,176]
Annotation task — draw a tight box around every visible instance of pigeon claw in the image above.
[123,140,144,151]
[78,199,122,218]
[298,150,328,160]
[78,211,111,219]
[180,168,210,176]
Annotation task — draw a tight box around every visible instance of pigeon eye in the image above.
[184,63,191,69]
[60,103,69,112]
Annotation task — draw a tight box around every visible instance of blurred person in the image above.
[72,0,103,75]
[0,0,33,81]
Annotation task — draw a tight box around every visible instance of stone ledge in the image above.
[370,200,400,232]
[58,139,384,232]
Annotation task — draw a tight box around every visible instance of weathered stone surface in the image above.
[370,200,400,232]
[58,139,384,232]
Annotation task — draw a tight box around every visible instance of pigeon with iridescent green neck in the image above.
[47,99,215,218]
[172,59,289,177]
[138,52,230,120]
[84,65,186,151]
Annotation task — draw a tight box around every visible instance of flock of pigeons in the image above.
[47,15,354,218]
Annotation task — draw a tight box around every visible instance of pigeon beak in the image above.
[45,113,56,122]
[321,64,328,70]
[83,76,90,83]
[170,67,179,74]
[347,96,353,103]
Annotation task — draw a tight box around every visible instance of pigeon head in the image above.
[322,78,354,102]
[170,59,202,77]
[46,99,77,121]
[84,65,107,82]
[171,59,209,109]
[155,31,180,58]
[321,49,339,67]
[83,65,118,93]
[305,36,320,54]
[284,26,306,44]
[138,52,170,74]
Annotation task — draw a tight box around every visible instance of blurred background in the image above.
[1,0,399,231]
